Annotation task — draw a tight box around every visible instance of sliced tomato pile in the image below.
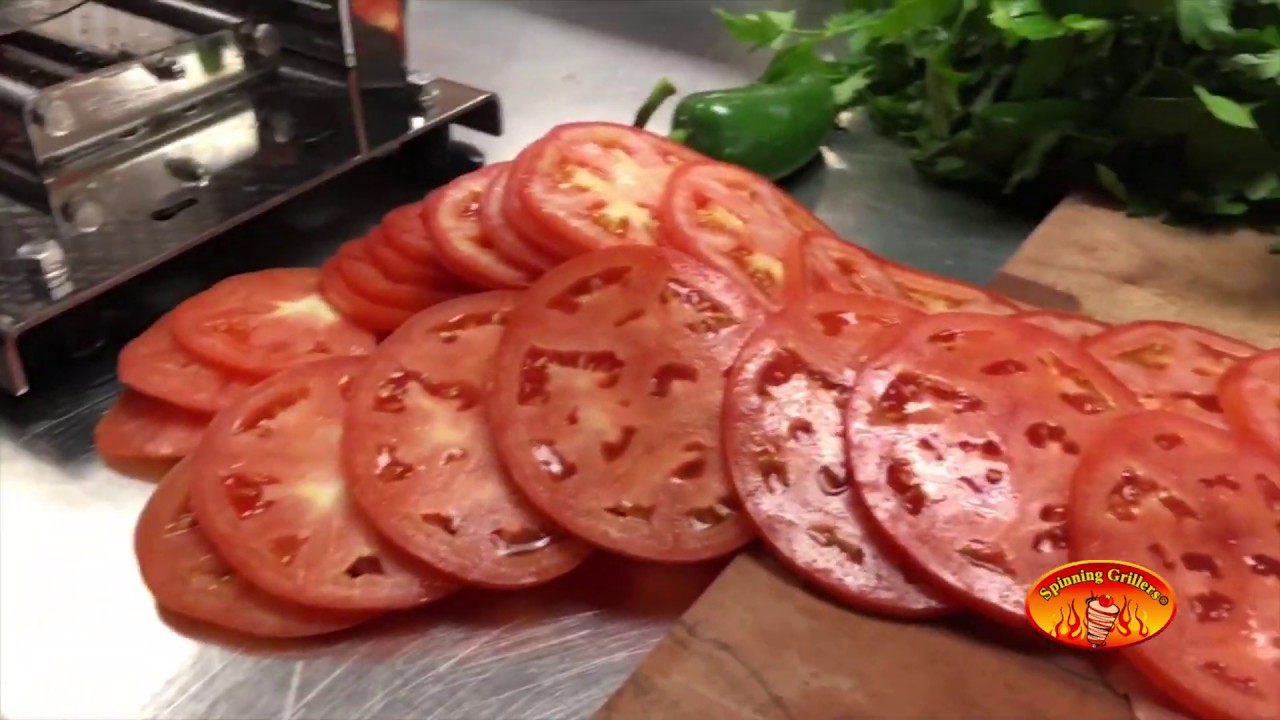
[171,268,378,377]
[1069,411,1280,720]
[489,246,763,562]
[1219,349,1280,458]
[797,232,904,299]
[1012,309,1109,342]
[343,291,591,587]
[423,164,537,289]
[136,460,372,637]
[845,313,1140,625]
[187,358,458,610]
[724,291,949,616]
[104,121,1276,714]
[1084,321,1260,425]
[661,160,830,310]
[508,122,701,254]
[881,260,1019,315]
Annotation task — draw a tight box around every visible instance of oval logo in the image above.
[1025,560,1176,650]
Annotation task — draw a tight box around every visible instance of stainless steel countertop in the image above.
[0,2,1039,719]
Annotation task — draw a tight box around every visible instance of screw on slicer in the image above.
[142,55,185,80]
[60,197,103,234]
[30,97,75,137]
[16,240,74,302]
[406,71,440,111]
[245,23,281,58]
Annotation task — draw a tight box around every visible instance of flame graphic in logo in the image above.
[1026,560,1176,650]
[1050,599,1087,642]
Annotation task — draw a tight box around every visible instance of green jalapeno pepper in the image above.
[634,74,836,180]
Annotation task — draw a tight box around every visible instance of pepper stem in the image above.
[633,78,678,130]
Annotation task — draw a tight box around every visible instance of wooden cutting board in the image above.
[597,195,1280,720]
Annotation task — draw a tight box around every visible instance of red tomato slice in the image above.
[1220,349,1280,458]
[797,232,904,299]
[335,239,453,309]
[661,160,829,310]
[365,226,460,288]
[379,202,438,265]
[724,292,950,616]
[95,390,209,461]
[1084,321,1260,426]
[422,166,536,290]
[1013,310,1109,342]
[510,122,701,254]
[136,460,373,637]
[481,163,557,272]
[118,314,257,414]
[343,291,592,588]
[881,261,1019,315]
[170,268,378,378]
[504,138,576,261]
[1069,410,1280,720]
[187,358,459,611]
[489,246,764,562]
[320,257,417,334]
[845,312,1140,626]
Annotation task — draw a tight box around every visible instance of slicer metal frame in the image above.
[0,0,502,395]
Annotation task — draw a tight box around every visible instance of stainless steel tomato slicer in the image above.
[0,0,501,395]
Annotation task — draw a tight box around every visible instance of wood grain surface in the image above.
[597,196,1280,720]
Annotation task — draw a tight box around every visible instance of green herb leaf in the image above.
[1194,85,1259,128]
[1231,51,1280,81]
[714,9,795,50]
[760,40,829,83]
[1095,164,1130,203]
[832,69,872,105]
[1176,0,1234,49]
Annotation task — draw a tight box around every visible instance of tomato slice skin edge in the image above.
[117,314,258,414]
[845,311,1141,627]
[724,291,951,617]
[170,268,378,379]
[95,390,209,461]
[1067,410,1279,720]
[187,357,460,611]
[421,166,536,290]
[342,291,593,588]
[488,245,764,563]
[1218,348,1280,459]
[136,460,374,638]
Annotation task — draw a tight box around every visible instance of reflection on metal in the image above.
[0,0,502,395]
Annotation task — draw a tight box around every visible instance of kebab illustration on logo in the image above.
[1026,560,1177,651]
[1083,592,1121,647]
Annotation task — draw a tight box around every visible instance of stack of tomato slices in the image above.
[102,122,1277,720]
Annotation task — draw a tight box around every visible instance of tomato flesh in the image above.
[365,226,459,288]
[481,163,556,272]
[1069,410,1280,720]
[343,291,592,587]
[136,460,372,637]
[511,122,701,254]
[320,257,417,334]
[117,314,257,414]
[171,268,378,378]
[846,313,1140,625]
[1084,321,1260,426]
[423,165,535,289]
[881,262,1019,315]
[490,246,764,562]
[1013,310,1109,342]
[187,358,458,610]
[95,390,209,461]
[661,160,828,310]
[797,232,904,299]
[725,292,949,615]
[336,239,453,309]
[1219,349,1280,458]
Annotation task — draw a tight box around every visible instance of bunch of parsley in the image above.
[718,0,1280,229]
